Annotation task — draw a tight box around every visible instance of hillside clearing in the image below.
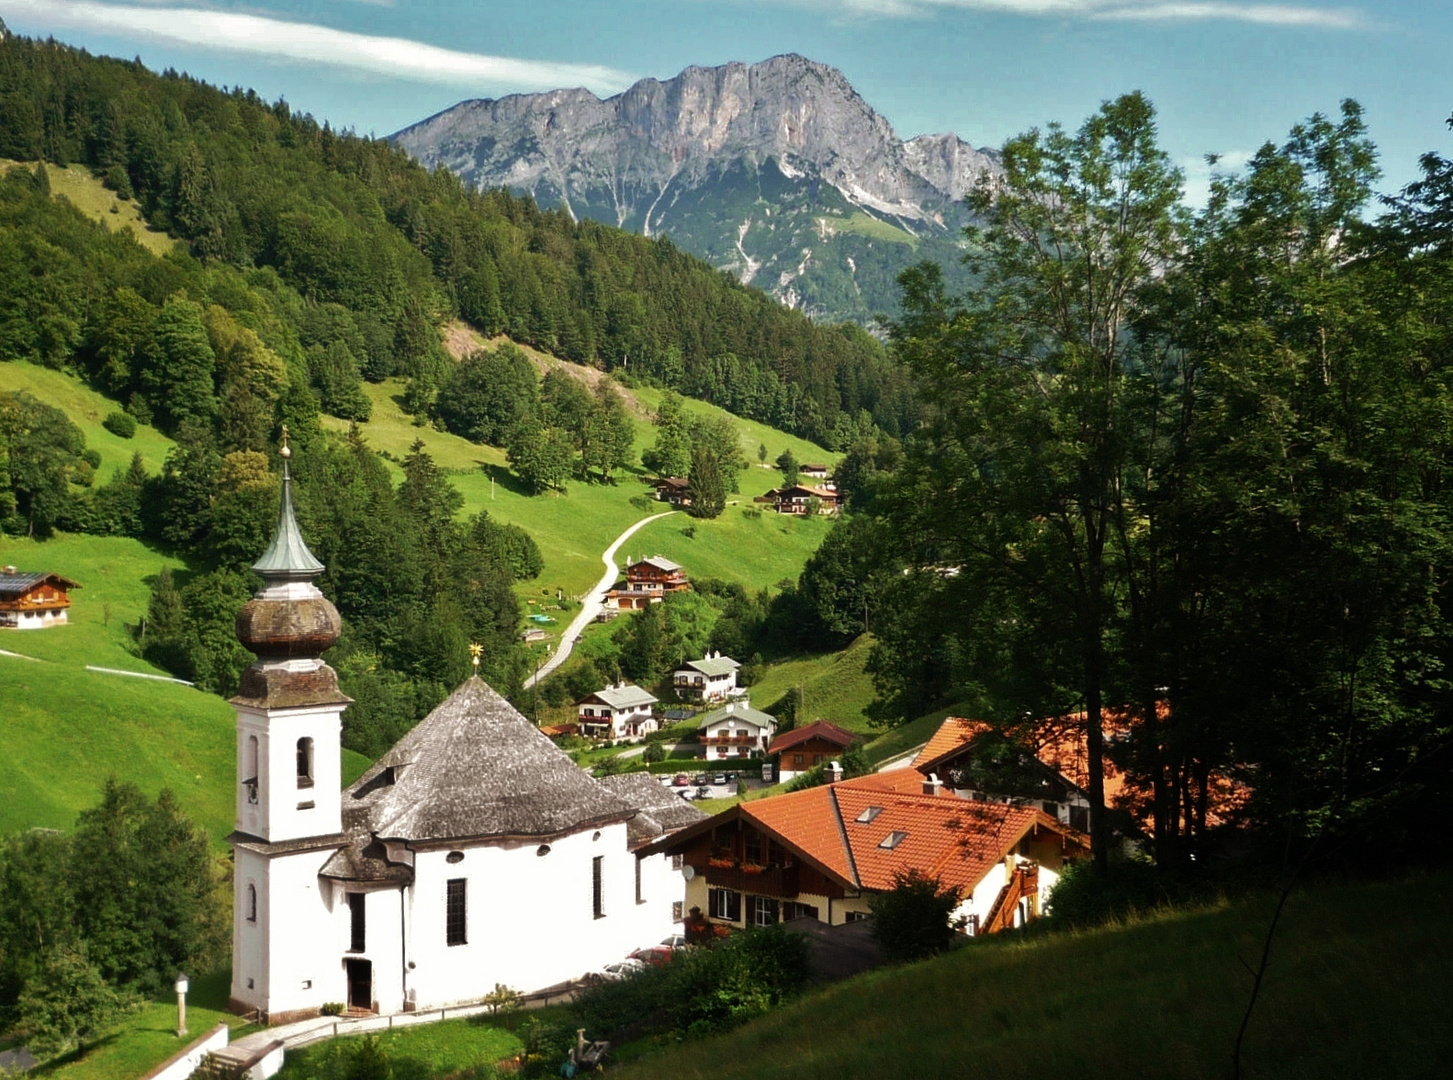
[616,872,1453,1080]
[2,159,176,257]
[745,635,878,734]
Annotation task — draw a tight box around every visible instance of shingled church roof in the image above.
[341,677,638,846]
[598,772,709,845]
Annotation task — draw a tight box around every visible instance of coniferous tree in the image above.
[687,445,726,519]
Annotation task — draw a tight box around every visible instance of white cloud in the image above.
[1,1,637,93]
[768,0,1364,29]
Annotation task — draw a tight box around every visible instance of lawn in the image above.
[0,361,176,480]
[2,160,176,258]
[273,1013,525,1080]
[36,971,250,1080]
[0,534,368,845]
[863,701,971,765]
[616,872,1453,1080]
[744,635,878,734]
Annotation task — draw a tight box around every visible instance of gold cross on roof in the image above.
[469,642,483,670]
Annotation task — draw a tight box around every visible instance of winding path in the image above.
[523,510,678,689]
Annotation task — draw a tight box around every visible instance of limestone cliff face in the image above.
[392,55,999,323]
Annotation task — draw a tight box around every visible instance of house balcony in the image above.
[702,862,800,898]
[704,736,757,747]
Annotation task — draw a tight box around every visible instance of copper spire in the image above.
[252,425,324,580]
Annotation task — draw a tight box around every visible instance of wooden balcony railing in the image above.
[703,862,800,898]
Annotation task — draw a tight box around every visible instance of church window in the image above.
[445,879,467,946]
[297,737,314,789]
[592,856,605,918]
[348,893,366,953]
[635,857,644,905]
[246,884,257,924]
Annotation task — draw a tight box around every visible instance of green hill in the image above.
[616,872,1453,1080]
[0,533,369,845]
[746,634,878,734]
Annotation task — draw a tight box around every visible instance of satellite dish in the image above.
[682,865,696,880]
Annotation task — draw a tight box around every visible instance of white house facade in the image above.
[697,701,777,760]
[672,652,742,703]
[229,442,699,1025]
[576,683,659,740]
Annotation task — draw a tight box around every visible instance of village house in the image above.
[768,721,857,782]
[698,701,777,760]
[754,484,842,516]
[672,651,742,703]
[0,568,79,629]
[648,476,691,507]
[576,683,660,740]
[604,556,691,611]
[905,712,1246,837]
[645,770,1089,936]
[798,463,833,487]
[229,441,694,1025]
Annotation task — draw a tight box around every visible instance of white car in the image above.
[599,958,645,981]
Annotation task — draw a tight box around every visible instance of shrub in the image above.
[103,410,136,438]
[320,1001,345,1016]
[867,869,965,962]
[642,741,666,763]
[1044,857,1164,929]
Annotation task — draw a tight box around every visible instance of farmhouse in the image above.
[798,463,833,484]
[229,442,690,1025]
[698,701,777,760]
[0,568,79,628]
[646,771,1089,935]
[649,476,691,506]
[604,555,691,610]
[577,683,659,740]
[768,720,857,782]
[754,484,842,516]
[672,651,742,703]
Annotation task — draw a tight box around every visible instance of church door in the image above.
[345,958,372,1011]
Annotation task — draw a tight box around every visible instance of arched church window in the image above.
[297,737,314,789]
[246,883,257,923]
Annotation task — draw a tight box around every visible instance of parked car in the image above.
[696,785,711,799]
[599,959,645,981]
[628,946,673,967]
[691,773,707,785]
[725,771,739,783]
[712,773,728,785]
[659,934,687,950]
[671,774,690,787]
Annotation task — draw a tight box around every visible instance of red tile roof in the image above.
[729,774,1088,894]
[911,716,994,772]
[768,721,857,756]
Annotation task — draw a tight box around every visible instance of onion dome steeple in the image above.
[232,430,348,708]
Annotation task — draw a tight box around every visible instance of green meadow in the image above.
[744,634,878,734]
[0,361,176,480]
[0,533,368,845]
[616,872,1453,1080]
[2,159,177,258]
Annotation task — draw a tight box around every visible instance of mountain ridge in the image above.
[393,54,998,322]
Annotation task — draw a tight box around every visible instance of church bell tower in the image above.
[229,432,351,1019]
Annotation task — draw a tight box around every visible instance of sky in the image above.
[3,0,1450,202]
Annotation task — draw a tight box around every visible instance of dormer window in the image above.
[296,737,314,789]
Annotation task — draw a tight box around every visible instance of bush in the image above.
[1044,857,1165,929]
[574,925,810,1042]
[102,410,136,438]
[867,869,965,962]
[642,741,666,763]
[320,1001,345,1016]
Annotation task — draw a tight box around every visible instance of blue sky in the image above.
[4,0,1450,200]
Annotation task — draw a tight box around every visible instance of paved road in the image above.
[523,510,677,689]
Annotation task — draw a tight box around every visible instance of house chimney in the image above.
[825,760,843,784]
[922,773,944,797]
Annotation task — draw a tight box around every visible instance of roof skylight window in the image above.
[856,806,883,824]
[879,831,908,849]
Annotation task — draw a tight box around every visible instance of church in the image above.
[228,442,702,1024]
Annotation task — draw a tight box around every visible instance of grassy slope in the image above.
[745,635,878,734]
[0,361,175,480]
[863,702,970,765]
[273,1015,524,1079]
[619,873,1453,1080]
[0,534,368,845]
[819,211,919,248]
[2,160,177,258]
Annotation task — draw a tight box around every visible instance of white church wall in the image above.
[234,703,344,843]
[405,821,656,1008]
[342,885,407,1015]
[632,851,686,943]
[232,848,345,1020]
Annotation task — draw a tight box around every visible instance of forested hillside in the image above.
[0,29,916,448]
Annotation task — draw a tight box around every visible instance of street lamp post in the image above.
[174,973,189,1038]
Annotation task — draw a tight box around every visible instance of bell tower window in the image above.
[297,737,314,789]
[246,883,258,923]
